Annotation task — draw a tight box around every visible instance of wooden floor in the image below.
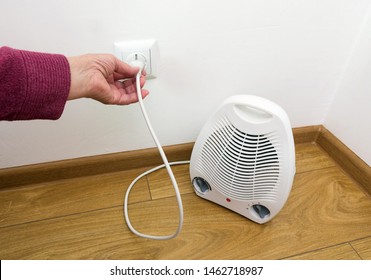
[0,142,371,260]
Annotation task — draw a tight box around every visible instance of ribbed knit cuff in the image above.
[16,49,70,120]
[17,48,71,120]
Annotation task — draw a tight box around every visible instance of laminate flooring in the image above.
[0,143,370,259]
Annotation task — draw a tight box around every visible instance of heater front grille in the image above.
[195,115,281,201]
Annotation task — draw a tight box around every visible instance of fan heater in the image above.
[190,95,295,223]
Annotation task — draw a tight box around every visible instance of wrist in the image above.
[67,56,81,100]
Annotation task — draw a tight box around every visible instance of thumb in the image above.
[113,56,140,78]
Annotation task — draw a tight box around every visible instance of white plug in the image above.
[127,53,147,72]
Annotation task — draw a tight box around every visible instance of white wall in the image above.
[1,0,370,168]
[324,6,371,165]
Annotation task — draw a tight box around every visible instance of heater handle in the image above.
[233,103,273,124]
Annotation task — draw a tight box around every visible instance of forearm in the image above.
[0,46,70,121]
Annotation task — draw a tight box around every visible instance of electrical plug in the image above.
[127,53,147,73]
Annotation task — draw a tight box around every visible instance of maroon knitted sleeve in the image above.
[0,46,70,121]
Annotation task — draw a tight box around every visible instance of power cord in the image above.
[124,55,190,240]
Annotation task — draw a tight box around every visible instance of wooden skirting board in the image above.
[316,126,371,195]
[0,125,370,195]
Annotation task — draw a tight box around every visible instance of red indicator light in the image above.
[226,198,231,202]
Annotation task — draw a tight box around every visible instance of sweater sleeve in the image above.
[0,46,70,121]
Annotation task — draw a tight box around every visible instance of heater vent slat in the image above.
[197,115,281,201]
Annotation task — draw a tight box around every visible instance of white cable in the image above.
[124,62,189,240]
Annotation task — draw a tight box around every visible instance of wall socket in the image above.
[114,39,159,79]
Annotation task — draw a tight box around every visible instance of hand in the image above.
[67,54,149,105]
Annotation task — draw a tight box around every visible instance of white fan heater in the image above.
[190,95,295,223]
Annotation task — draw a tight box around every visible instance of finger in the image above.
[113,56,140,77]
[141,89,150,99]
[139,75,146,88]
[119,76,146,93]
[116,87,150,105]
[114,78,148,96]
[121,78,135,89]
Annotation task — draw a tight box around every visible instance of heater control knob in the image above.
[252,204,270,219]
[192,177,211,193]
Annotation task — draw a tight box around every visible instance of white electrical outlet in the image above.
[114,39,159,79]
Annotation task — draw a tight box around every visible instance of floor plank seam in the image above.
[0,204,125,230]
[349,242,364,260]
[295,165,336,175]
[280,241,352,260]
[145,176,153,201]
[348,235,371,245]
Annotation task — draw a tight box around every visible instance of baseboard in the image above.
[1,125,369,196]
[292,125,322,144]
[316,126,371,196]
[0,143,194,189]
